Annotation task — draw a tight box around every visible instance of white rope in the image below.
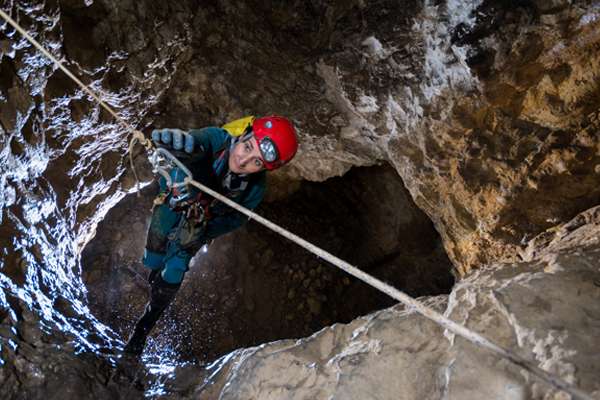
[1,7,593,400]
[0,9,134,131]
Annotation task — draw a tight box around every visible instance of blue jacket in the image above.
[144,127,266,284]
[185,126,266,240]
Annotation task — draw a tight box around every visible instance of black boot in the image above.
[123,274,180,356]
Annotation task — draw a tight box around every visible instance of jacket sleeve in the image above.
[202,176,266,240]
[187,126,227,155]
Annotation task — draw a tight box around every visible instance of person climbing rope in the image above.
[123,115,298,356]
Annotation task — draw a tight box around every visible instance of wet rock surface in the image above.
[0,0,193,396]
[82,164,453,363]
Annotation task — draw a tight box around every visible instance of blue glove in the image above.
[151,129,195,154]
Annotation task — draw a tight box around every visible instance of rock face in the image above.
[165,206,600,400]
[133,0,600,274]
[283,0,600,274]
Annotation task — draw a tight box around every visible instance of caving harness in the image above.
[149,125,253,229]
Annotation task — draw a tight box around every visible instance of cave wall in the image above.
[0,0,599,398]
[294,0,600,274]
[139,0,600,275]
[0,0,192,332]
[382,0,600,274]
[0,0,196,395]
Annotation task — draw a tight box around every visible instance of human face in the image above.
[228,136,265,174]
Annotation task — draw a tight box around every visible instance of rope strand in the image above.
[0,9,136,133]
[0,8,153,193]
[0,7,593,400]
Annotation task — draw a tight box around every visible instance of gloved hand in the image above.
[151,128,207,170]
[151,128,195,153]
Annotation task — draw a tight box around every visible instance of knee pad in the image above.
[142,249,165,269]
[161,251,192,284]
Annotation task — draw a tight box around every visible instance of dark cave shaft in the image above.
[83,165,454,363]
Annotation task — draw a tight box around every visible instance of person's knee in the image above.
[161,268,185,285]
[142,249,165,270]
[161,252,192,284]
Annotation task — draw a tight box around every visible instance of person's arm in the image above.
[181,126,227,182]
[187,127,229,155]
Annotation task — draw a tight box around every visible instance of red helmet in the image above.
[252,116,298,170]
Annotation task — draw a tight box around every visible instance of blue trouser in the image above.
[142,203,190,284]
[142,172,206,284]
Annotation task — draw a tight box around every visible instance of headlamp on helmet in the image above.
[258,137,279,163]
[252,116,298,170]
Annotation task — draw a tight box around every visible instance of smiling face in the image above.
[228,136,265,174]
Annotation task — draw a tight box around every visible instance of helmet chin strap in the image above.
[220,134,251,193]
